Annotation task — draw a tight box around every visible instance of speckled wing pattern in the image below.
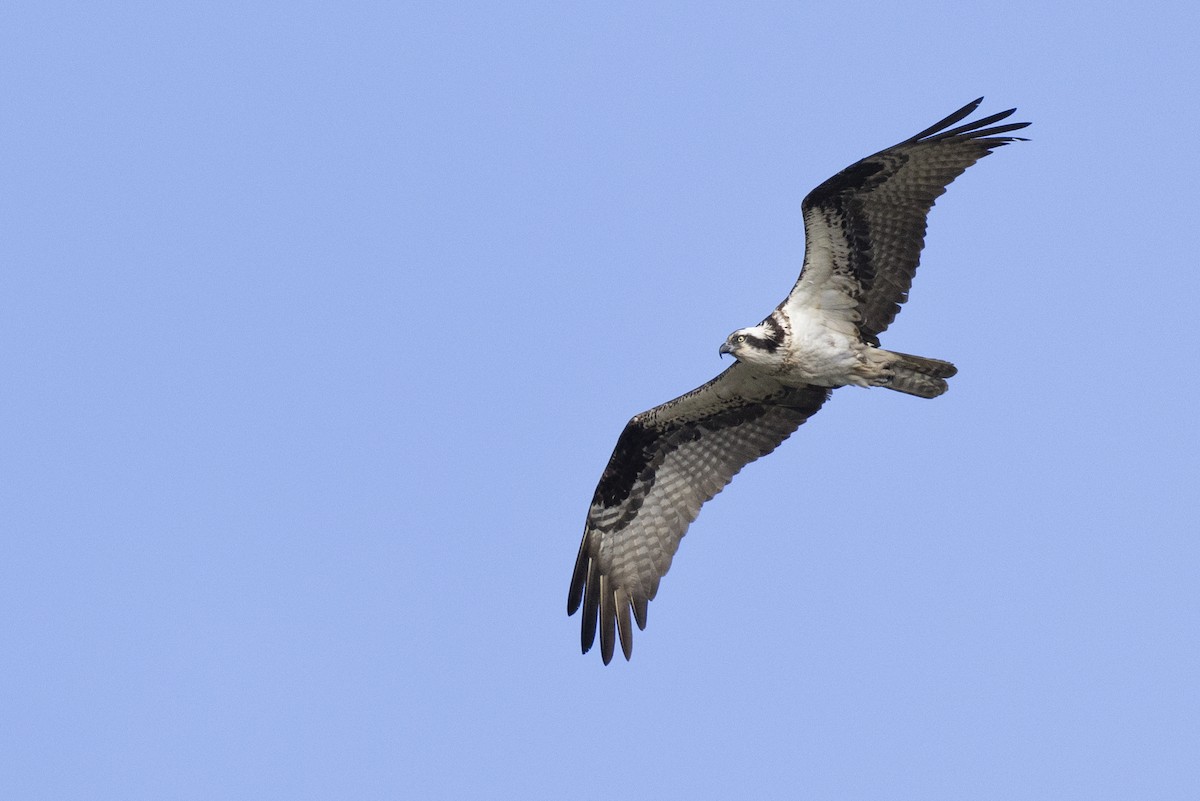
[568,363,829,663]
[783,98,1029,344]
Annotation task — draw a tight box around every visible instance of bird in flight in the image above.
[568,98,1029,664]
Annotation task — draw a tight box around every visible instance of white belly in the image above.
[777,309,874,388]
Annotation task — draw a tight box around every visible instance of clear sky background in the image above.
[3,2,1198,799]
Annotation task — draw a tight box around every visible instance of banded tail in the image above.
[881,351,958,398]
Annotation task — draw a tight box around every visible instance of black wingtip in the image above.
[616,590,634,661]
[579,558,600,655]
[632,596,648,630]
[598,574,616,664]
[566,536,589,617]
[936,107,1022,139]
[907,98,1032,146]
[907,97,984,141]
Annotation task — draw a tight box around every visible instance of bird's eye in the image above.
[736,335,746,343]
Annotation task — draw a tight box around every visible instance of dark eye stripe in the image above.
[745,335,779,353]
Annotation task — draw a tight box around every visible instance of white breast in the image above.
[777,305,869,388]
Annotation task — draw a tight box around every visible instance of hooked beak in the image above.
[718,342,733,357]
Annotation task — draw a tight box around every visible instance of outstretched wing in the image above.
[783,98,1030,344]
[568,363,830,663]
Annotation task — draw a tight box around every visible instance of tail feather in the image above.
[881,351,957,398]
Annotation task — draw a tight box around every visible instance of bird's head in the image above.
[719,323,782,364]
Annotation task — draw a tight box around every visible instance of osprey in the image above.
[568,98,1030,664]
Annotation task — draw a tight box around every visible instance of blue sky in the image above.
[4,2,1199,799]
